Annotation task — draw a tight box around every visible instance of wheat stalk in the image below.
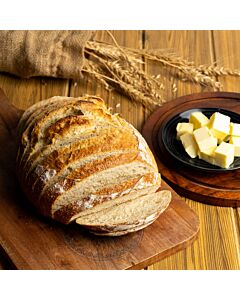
[83,37,240,109]
[196,64,240,77]
[84,46,165,108]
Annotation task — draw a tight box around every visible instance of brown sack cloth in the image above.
[0,30,93,79]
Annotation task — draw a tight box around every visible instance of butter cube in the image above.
[214,142,234,168]
[198,147,216,165]
[193,127,218,152]
[229,136,240,156]
[189,112,209,129]
[208,112,230,143]
[230,122,240,137]
[176,122,194,139]
[180,133,198,158]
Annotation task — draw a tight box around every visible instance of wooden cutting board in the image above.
[0,89,199,270]
[142,91,240,207]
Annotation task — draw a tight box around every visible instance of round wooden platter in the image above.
[142,91,240,207]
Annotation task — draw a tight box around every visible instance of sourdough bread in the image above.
[17,95,170,235]
[76,190,171,236]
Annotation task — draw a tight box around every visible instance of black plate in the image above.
[159,108,240,172]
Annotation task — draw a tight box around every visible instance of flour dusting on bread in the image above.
[17,95,171,236]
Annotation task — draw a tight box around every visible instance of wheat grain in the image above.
[83,38,240,109]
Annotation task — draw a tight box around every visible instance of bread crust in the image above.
[17,95,162,227]
[53,172,160,223]
[17,96,115,170]
[17,95,105,136]
[31,153,144,216]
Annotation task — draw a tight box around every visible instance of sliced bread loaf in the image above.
[76,190,171,236]
[17,95,169,235]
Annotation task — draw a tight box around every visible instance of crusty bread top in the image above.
[17,95,161,224]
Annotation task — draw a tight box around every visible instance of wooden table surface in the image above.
[1,30,240,270]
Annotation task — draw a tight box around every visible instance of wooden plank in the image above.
[0,74,69,110]
[149,199,240,269]
[69,30,144,131]
[145,30,240,269]
[213,30,240,93]
[144,30,214,104]
[213,30,240,265]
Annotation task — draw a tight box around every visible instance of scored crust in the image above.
[53,173,160,224]
[17,95,165,230]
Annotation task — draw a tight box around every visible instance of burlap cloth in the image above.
[0,30,93,79]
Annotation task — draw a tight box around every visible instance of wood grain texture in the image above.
[144,30,240,270]
[144,30,214,101]
[0,89,199,269]
[0,30,240,270]
[149,199,240,269]
[0,76,69,109]
[213,31,240,93]
[213,31,240,263]
[70,30,144,131]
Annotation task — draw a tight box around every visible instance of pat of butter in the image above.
[214,141,234,168]
[176,122,194,139]
[230,122,240,137]
[229,136,240,156]
[208,112,230,143]
[180,133,198,158]
[198,147,216,165]
[193,127,217,152]
[189,112,209,129]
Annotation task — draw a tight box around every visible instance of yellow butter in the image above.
[229,136,240,157]
[193,127,217,153]
[208,112,230,143]
[180,133,198,158]
[214,141,234,168]
[230,122,240,137]
[198,147,216,165]
[176,122,194,139]
[189,112,209,129]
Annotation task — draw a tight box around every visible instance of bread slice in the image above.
[50,160,155,214]
[53,174,160,223]
[76,190,171,236]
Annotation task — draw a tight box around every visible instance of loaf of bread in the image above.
[16,95,171,235]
